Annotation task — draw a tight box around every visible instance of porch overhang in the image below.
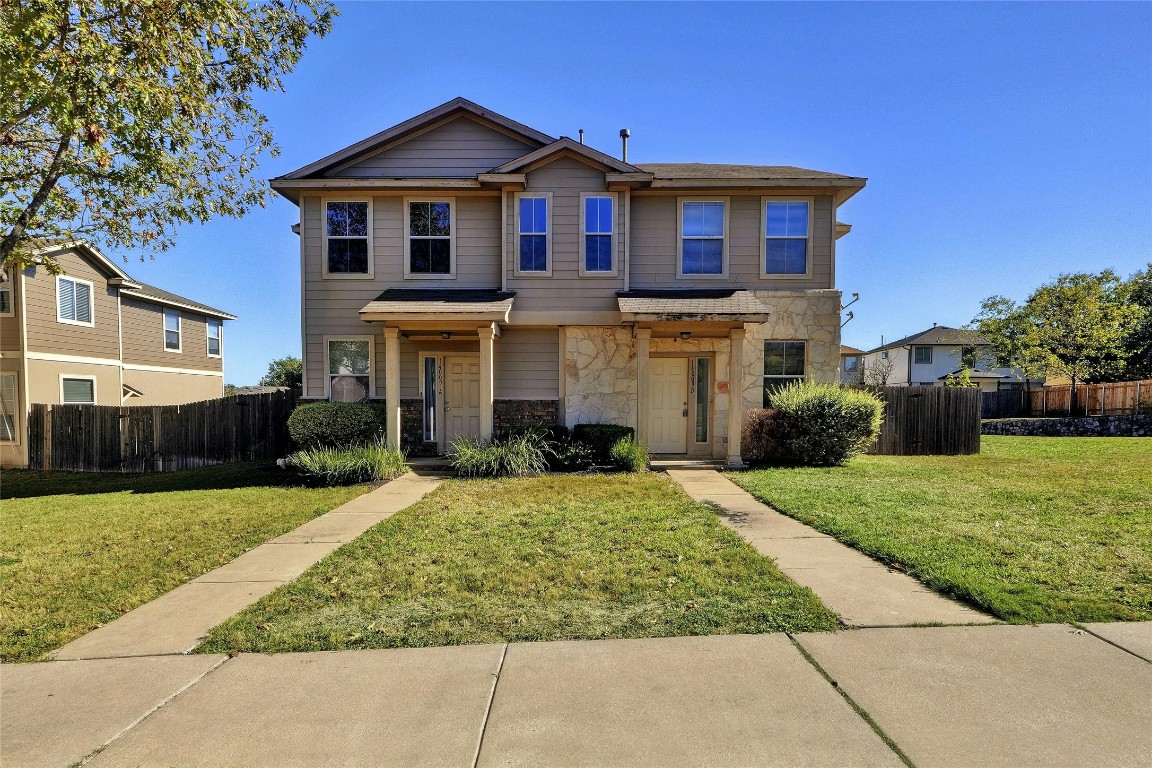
[359,289,515,324]
[617,289,772,324]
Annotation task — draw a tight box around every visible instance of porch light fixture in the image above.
[679,331,691,340]
[441,332,452,340]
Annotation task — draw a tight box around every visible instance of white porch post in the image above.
[727,326,746,467]
[479,323,495,441]
[635,328,651,445]
[383,327,401,449]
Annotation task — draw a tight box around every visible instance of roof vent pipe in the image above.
[619,128,630,162]
[578,129,584,144]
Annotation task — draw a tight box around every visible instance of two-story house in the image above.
[275,98,865,465]
[0,241,234,468]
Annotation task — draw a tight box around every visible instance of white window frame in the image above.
[321,197,374,280]
[676,197,729,280]
[514,192,553,277]
[60,374,97,404]
[403,197,456,280]
[579,192,618,277]
[163,308,182,353]
[760,196,814,279]
[0,371,18,443]
[762,340,807,407]
[0,268,13,317]
[914,346,933,364]
[418,352,442,444]
[324,335,376,401]
[56,275,95,327]
[206,319,223,358]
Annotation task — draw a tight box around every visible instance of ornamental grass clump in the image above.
[286,437,407,486]
[753,382,884,466]
[448,433,549,478]
[610,436,649,472]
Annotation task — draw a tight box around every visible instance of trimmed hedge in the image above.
[287,402,388,449]
[746,382,883,466]
[571,424,635,464]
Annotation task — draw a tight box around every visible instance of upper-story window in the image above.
[57,275,93,326]
[406,199,454,278]
[518,195,550,274]
[582,195,614,274]
[914,346,933,364]
[679,199,726,277]
[207,319,222,357]
[325,200,371,277]
[763,199,810,276]
[164,308,181,352]
[0,269,13,316]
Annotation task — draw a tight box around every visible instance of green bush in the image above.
[286,437,407,486]
[495,423,570,453]
[287,402,387,448]
[741,408,784,466]
[609,437,649,472]
[549,439,595,472]
[571,424,635,464]
[756,381,884,466]
[448,433,549,478]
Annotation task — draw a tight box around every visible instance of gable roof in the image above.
[32,240,139,284]
[841,345,865,355]
[866,326,989,354]
[489,137,646,174]
[277,98,555,180]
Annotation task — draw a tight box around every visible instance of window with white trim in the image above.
[518,196,549,273]
[61,377,96,404]
[57,276,93,325]
[0,269,12,316]
[680,200,725,275]
[914,346,933,364]
[407,200,453,275]
[328,339,372,403]
[207,319,222,357]
[0,372,17,441]
[763,341,806,406]
[164,308,181,351]
[325,201,370,275]
[583,196,613,273]
[763,200,810,275]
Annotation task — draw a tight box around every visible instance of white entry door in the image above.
[444,356,482,445]
[649,358,688,453]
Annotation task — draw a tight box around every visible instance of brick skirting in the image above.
[494,399,561,431]
[399,398,438,456]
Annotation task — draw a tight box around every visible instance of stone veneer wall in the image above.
[494,399,560,431]
[564,327,637,428]
[982,414,1151,437]
[399,398,438,456]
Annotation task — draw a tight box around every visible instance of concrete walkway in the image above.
[50,471,445,661]
[667,468,994,627]
[4,624,1149,767]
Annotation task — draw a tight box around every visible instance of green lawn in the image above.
[0,463,374,662]
[728,436,1152,624]
[199,474,837,654]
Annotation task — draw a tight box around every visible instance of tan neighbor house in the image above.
[276,98,865,465]
[0,242,235,468]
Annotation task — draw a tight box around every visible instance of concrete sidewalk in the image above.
[3,624,1149,767]
[667,468,994,627]
[50,471,444,661]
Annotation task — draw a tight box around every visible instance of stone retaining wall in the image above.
[981,414,1151,437]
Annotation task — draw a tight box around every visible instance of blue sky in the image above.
[119,1,1151,383]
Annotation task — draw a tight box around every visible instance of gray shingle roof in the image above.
[121,282,235,319]
[867,326,989,354]
[617,289,773,319]
[636,163,861,181]
[360,288,515,316]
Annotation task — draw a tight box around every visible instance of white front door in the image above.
[649,358,688,453]
[444,356,482,445]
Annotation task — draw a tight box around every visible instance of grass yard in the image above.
[199,474,837,654]
[0,463,374,662]
[729,436,1152,624]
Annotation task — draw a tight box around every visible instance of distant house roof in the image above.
[936,369,1008,381]
[841,344,865,355]
[617,289,774,321]
[359,289,516,320]
[866,326,989,354]
[122,281,236,320]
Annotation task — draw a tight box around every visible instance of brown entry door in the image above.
[444,356,482,445]
[649,358,688,453]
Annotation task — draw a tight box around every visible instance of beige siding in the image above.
[330,116,535,178]
[505,157,624,312]
[630,194,835,290]
[1,270,22,351]
[23,249,119,359]
[494,328,558,399]
[121,298,222,372]
[121,368,223,405]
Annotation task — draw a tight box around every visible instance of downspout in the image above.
[623,187,631,292]
[500,189,508,293]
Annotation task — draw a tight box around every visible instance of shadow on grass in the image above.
[0,461,312,499]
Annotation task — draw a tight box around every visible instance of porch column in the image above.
[479,324,495,441]
[726,326,746,467]
[383,327,401,449]
[635,328,651,444]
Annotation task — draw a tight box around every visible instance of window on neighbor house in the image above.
[57,276,93,325]
[583,196,613,273]
[0,269,12,316]
[164,308,181,351]
[326,201,370,275]
[519,196,549,273]
[881,351,890,360]
[328,339,371,402]
[0,372,16,441]
[408,200,453,275]
[207,320,222,357]
[764,200,810,275]
[763,341,806,406]
[914,346,933,364]
[61,377,96,404]
[844,356,859,371]
[680,201,725,275]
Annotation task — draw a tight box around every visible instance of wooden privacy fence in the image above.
[863,386,981,455]
[981,379,1152,419]
[28,390,297,472]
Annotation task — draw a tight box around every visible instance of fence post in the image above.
[42,404,53,470]
[152,407,163,472]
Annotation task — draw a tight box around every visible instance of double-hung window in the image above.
[164,308,181,352]
[406,200,453,277]
[61,376,96,404]
[763,199,810,276]
[914,346,933,364]
[763,341,806,406]
[328,338,372,402]
[679,199,726,276]
[57,276,93,325]
[582,195,614,274]
[325,200,370,276]
[207,320,222,357]
[0,372,16,442]
[518,195,550,274]
[0,269,13,316]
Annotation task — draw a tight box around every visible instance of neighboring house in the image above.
[840,344,864,384]
[858,324,1036,393]
[274,98,865,464]
[0,242,235,468]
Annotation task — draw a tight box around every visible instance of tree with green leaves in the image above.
[970,296,1048,390]
[259,356,302,390]
[1119,264,1152,380]
[0,0,335,273]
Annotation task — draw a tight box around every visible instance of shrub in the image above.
[754,382,884,466]
[610,437,649,472]
[448,433,548,478]
[287,402,387,449]
[742,408,785,466]
[495,423,570,453]
[286,437,407,486]
[571,424,635,464]
[549,439,595,472]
